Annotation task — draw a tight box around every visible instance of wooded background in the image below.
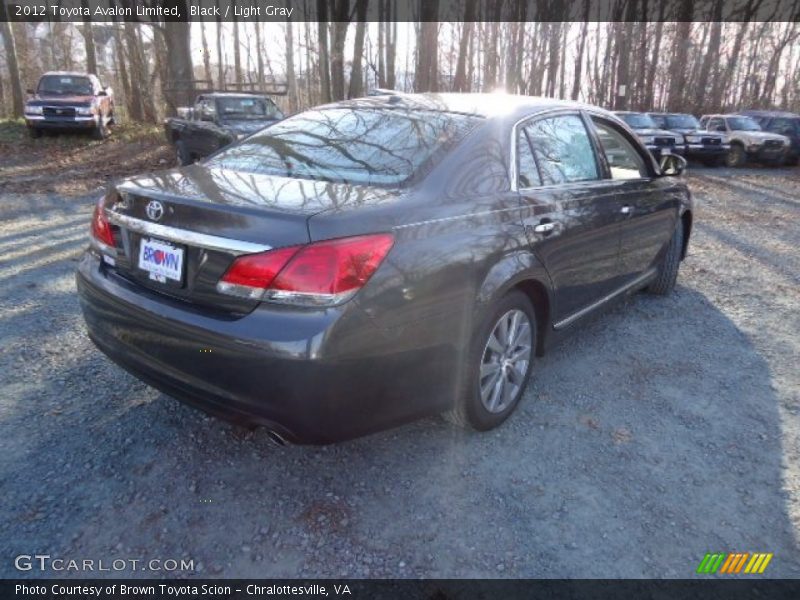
[1,0,800,122]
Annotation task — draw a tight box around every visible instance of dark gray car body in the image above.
[77,94,693,443]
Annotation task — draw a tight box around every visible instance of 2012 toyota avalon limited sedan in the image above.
[77,93,693,444]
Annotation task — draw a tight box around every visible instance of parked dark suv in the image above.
[24,71,115,139]
[77,94,692,444]
[737,110,800,165]
[648,112,729,166]
[614,111,685,159]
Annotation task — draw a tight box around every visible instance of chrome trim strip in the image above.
[553,268,658,330]
[105,211,272,255]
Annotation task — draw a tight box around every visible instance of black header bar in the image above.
[4,0,800,23]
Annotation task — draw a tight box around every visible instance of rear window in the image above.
[217,97,282,120]
[38,75,93,96]
[206,108,481,187]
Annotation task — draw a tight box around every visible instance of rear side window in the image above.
[517,129,542,188]
[592,118,648,180]
[523,114,599,185]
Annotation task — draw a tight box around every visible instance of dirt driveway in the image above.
[0,164,798,578]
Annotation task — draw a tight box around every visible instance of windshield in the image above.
[206,108,481,187]
[618,113,657,129]
[665,114,700,129]
[217,97,281,120]
[37,75,93,96]
[727,117,762,131]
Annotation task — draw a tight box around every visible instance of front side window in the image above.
[592,118,648,180]
[523,114,599,185]
[708,118,726,132]
[770,118,800,135]
[207,108,481,187]
[37,75,93,96]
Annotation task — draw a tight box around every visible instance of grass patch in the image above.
[0,118,165,148]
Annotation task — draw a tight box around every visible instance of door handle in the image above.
[532,222,555,234]
[621,205,633,215]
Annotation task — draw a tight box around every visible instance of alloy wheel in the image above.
[478,309,533,413]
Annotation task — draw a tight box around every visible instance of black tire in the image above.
[701,155,724,167]
[445,290,537,431]
[92,120,109,140]
[175,140,192,166]
[28,127,43,139]
[647,220,684,296]
[725,143,746,168]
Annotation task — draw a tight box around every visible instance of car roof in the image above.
[737,109,800,118]
[647,112,694,117]
[41,71,94,78]
[317,92,615,121]
[202,92,269,99]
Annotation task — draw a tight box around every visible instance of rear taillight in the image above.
[91,199,115,250]
[217,233,394,306]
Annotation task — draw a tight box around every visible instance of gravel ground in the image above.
[0,165,798,579]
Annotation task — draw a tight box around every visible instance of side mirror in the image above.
[660,153,687,177]
[97,90,107,97]
[26,88,35,95]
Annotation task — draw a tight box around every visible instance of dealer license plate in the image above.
[138,237,184,283]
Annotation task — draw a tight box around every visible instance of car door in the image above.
[588,115,679,284]
[516,112,628,325]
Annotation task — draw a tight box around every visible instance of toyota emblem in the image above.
[145,200,164,221]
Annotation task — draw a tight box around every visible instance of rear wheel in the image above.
[725,143,746,168]
[445,290,536,431]
[175,140,192,166]
[647,220,684,296]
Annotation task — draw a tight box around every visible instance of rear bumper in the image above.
[76,252,455,444]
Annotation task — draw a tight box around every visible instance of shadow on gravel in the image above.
[1,282,798,578]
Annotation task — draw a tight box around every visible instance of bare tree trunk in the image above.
[163,17,196,115]
[233,17,243,85]
[199,21,213,86]
[571,0,590,101]
[254,22,265,87]
[330,0,350,101]
[386,9,397,88]
[317,0,332,102]
[0,3,24,117]
[452,0,477,92]
[215,0,224,87]
[415,0,439,92]
[285,19,298,112]
[348,0,369,98]
[644,16,665,109]
[80,0,98,75]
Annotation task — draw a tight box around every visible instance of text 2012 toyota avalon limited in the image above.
[77,93,693,444]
